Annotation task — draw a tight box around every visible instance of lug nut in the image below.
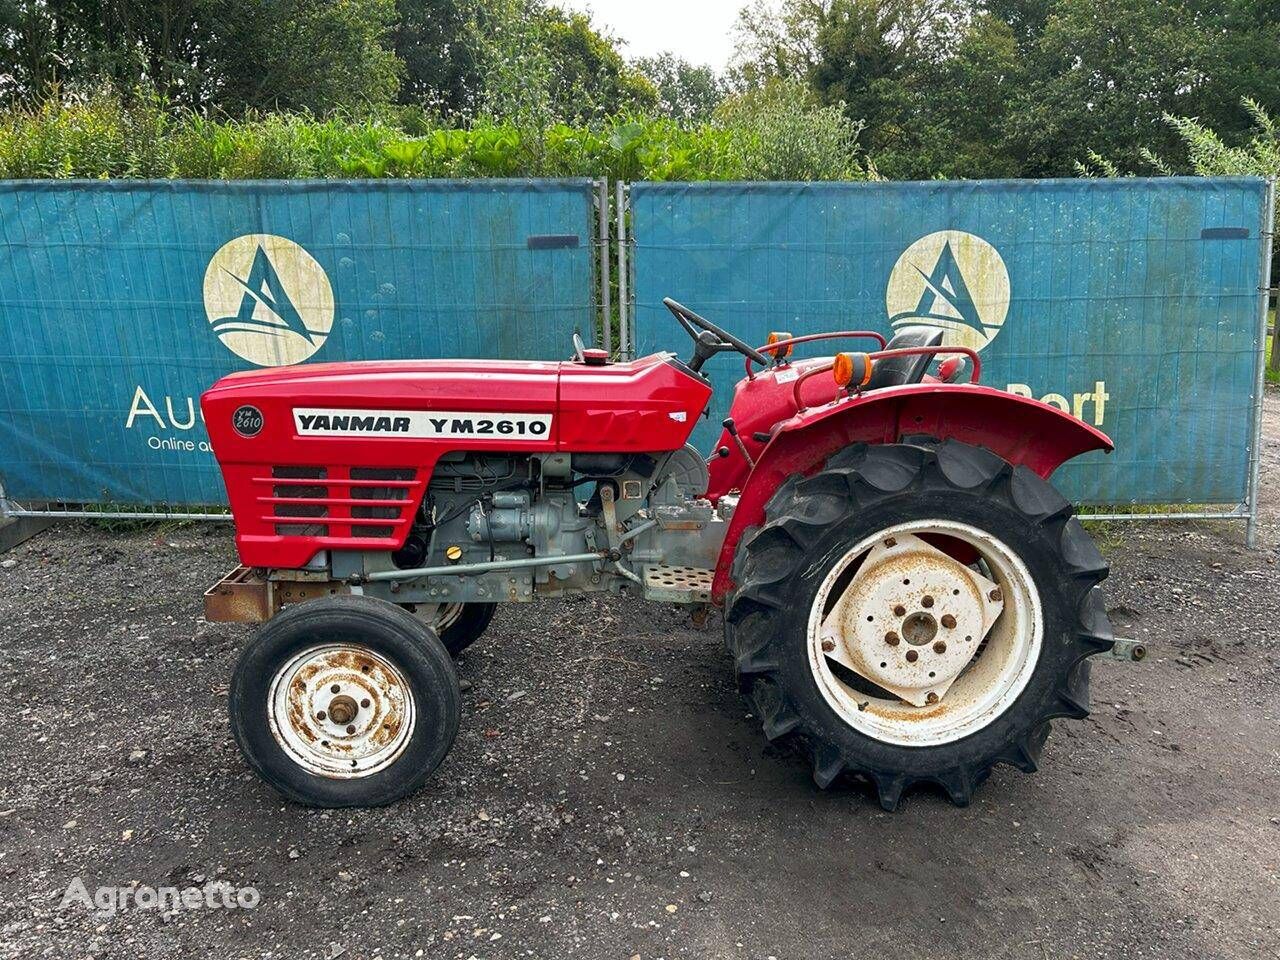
[330,684,340,694]
[905,649,919,663]
[315,710,326,721]
[933,641,947,654]
[893,604,906,617]
[922,595,934,608]
[361,698,371,708]
[821,639,835,653]
[926,692,939,704]
[346,724,356,735]
[884,537,897,547]
[941,614,957,629]
[989,587,1003,602]
[885,631,900,646]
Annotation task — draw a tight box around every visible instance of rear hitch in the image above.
[1109,636,1148,662]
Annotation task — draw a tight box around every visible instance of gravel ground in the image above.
[1,392,1279,960]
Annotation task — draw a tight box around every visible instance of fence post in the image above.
[1246,176,1277,549]
[616,179,629,360]
[1269,285,1278,374]
[596,178,611,356]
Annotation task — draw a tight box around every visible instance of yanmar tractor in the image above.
[202,299,1118,811]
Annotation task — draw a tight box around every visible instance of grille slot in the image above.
[349,467,414,538]
[271,466,329,536]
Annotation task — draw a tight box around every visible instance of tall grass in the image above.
[0,90,867,182]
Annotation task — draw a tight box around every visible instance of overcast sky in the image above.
[550,0,746,71]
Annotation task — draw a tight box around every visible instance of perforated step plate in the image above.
[642,564,713,604]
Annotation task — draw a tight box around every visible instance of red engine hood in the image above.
[204,353,712,455]
[201,353,713,568]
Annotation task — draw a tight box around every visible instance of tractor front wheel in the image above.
[724,440,1113,810]
[229,595,460,807]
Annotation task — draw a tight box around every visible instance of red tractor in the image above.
[202,299,1117,810]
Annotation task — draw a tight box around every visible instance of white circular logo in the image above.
[204,234,334,366]
[886,230,1010,352]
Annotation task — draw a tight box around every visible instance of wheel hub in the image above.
[901,611,938,646]
[267,644,416,778]
[817,533,1005,707]
[327,694,359,725]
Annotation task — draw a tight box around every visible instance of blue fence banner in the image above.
[0,179,596,505]
[631,178,1268,505]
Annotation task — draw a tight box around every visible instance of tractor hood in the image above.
[201,353,714,568]
[203,353,712,454]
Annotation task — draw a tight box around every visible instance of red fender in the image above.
[709,383,1113,604]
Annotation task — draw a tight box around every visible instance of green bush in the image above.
[0,90,867,182]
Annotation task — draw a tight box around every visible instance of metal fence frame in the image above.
[1,177,1274,543]
[618,176,1277,543]
[1071,176,1275,544]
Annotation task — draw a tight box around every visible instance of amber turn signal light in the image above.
[833,352,873,388]
[767,331,794,359]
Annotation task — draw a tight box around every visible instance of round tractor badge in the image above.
[232,404,264,438]
[204,234,335,367]
[886,230,1010,352]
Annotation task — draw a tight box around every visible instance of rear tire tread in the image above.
[725,439,1111,810]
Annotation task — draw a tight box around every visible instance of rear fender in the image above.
[709,383,1113,604]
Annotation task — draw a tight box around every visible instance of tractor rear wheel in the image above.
[229,595,460,807]
[402,602,496,657]
[724,440,1112,810]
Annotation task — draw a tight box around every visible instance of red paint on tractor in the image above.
[706,358,841,500]
[708,383,1113,604]
[202,354,712,568]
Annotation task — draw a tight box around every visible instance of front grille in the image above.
[257,465,420,542]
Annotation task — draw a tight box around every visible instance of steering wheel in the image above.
[663,298,770,372]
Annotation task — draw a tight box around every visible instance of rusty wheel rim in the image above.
[807,520,1042,747]
[267,644,416,778]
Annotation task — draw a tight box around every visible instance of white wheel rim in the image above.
[806,520,1042,748]
[267,643,416,778]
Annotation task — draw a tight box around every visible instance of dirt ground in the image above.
[1,394,1279,960]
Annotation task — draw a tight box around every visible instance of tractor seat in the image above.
[866,326,944,390]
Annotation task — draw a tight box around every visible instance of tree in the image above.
[0,0,208,102]
[633,52,726,123]
[0,0,402,112]
[730,0,825,88]
[537,7,656,121]
[904,12,1026,179]
[466,0,656,125]
[203,0,402,113]
[393,0,479,116]
[731,0,970,176]
[1008,0,1220,175]
[715,76,864,179]
[732,0,1280,178]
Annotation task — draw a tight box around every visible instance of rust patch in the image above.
[284,652,406,758]
[202,565,348,623]
[863,702,949,723]
[203,566,271,622]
